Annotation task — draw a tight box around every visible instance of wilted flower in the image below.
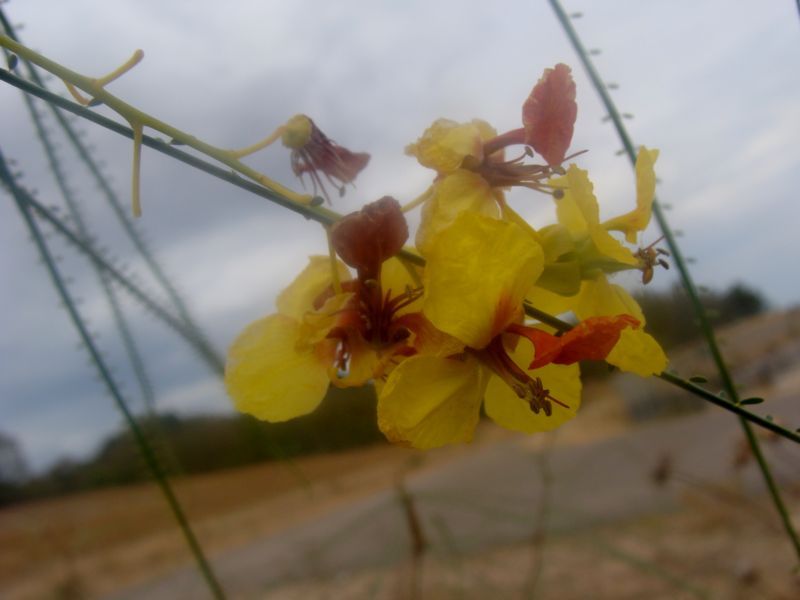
[281,114,370,202]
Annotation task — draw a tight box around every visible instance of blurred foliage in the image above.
[1,385,382,506]
[634,282,766,349]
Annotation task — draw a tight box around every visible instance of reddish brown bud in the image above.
[331,196,408,280]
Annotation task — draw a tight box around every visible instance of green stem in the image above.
[0,151,226,599]
[549,0,800,560]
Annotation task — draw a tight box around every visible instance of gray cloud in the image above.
[1,0,798,470]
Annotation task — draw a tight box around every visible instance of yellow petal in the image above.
[402,313,466,357]
[551,165,600,236]
[276,255,351,320]
[225,314,332,422]
[526,282,576,316]
[424,212,544,349]
[573,277,645,324]
[329,333,382,388]
[602,147,659,244]
[405,119,494,174]
[381,255,423,315]
[299,292,354,346]
[484,342,581,433]
[606,327,667,376]
[588,227,638,266]
[500,201,542,246]
[535,261,582,297]
[539,224,575,261]
[378,355,488,449]
[415,170,500,256]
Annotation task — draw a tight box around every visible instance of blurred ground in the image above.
[1,310,799,599]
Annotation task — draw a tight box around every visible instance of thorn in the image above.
[589,49,602,55]
[601,115,611,123]
[7,54,18,71]
[310,196,325,207]
[622,113,634,120]
[570,12,583,18]
[615,149,626,156]
[88,98,104,107]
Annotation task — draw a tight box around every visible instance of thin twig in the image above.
[548,0,800,560]
[0,150,226,600]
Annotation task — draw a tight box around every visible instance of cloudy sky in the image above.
[1,1,799,472]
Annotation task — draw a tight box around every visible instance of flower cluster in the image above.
[225,64,668,449]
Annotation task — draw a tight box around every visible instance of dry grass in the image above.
[2,311,799,600]
[265,491,800,600]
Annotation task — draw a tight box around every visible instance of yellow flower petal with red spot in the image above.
[276,255,350,320]
[423,212,544,349]
[225,314,334,422]
[485,360,581,433]
[603,147,659,244]
[377,354,489,449]
[405,118,496,174]
[416,170,500,256]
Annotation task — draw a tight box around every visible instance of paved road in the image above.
[111,386,800,599]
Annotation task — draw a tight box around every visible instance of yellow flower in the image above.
[407,65,580,256]
[226,197,437,423]
[540,156,668,376]
[377,212,640,448]
[225,256,351,422]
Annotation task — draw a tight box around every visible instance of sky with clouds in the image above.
[1,0,798,472]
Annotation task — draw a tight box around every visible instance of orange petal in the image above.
[522,64,577,166]
[515,315,640,370]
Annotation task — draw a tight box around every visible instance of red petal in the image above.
[521,315,639,370]
[522,64,577,166]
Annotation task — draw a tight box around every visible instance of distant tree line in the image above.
[633,281,766,349]
[0,385,383,506]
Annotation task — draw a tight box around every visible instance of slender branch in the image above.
[549,0,800,560]
[0,68,337,225]
[0,150,226,600]
[0,33,310,209]
[0,8,222,372]
[0,164,223,374]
